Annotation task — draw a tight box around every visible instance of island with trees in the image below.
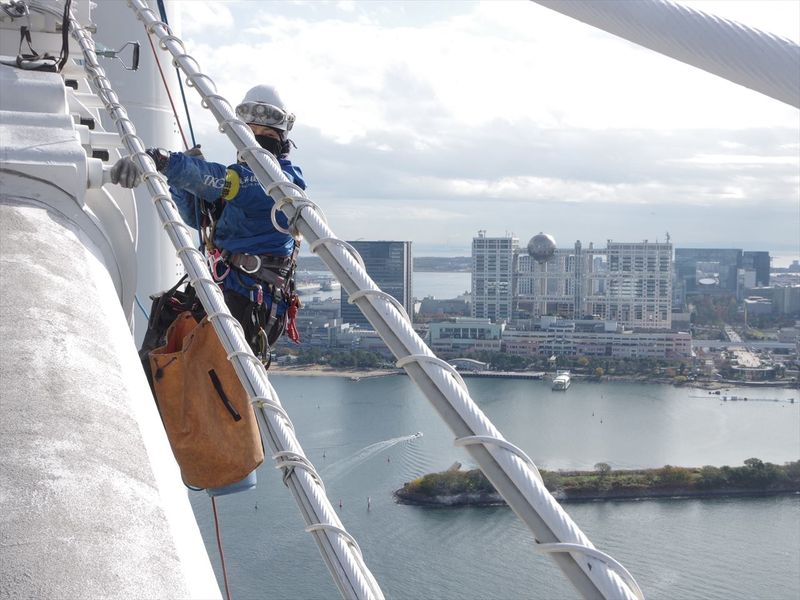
[394,459,800,506]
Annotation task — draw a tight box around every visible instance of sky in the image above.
[169,0,799,264]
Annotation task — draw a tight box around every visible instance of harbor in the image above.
[192,375,800,600]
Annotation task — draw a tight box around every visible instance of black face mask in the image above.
[254,134,284,157]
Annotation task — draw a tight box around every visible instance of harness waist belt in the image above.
[227,252,293,288]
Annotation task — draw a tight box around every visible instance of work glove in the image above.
[110,156,141,188]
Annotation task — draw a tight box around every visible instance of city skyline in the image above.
[301,231,796,269]
[170,1,799,264]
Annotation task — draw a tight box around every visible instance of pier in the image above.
[460,371,545,380]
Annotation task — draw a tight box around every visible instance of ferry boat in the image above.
[552,371,571,391]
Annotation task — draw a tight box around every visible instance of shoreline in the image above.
[394,462,800,507]
[269,365,402,378]
[268,364,797,388]
[394,488,800,507]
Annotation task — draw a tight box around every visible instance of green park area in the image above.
[395,458,800,505]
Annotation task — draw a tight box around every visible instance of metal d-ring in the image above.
[240,255,262,274]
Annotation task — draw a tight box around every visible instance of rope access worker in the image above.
[111,84,305,365]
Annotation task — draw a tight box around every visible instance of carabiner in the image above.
[208,249,230,281]
[241,254,262,274]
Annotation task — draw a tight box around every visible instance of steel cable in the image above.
[120,1,643,598]
[41,2,383,598]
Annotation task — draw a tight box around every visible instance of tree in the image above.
[697,465,727,489]
[594,462,611,477]
[540,470,562,491]
[657,465,691,486]
[744,458,764,469]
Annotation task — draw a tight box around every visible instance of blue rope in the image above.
[135,294,150,320]
[156,0,196,147]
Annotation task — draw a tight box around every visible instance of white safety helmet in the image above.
[235,84,295,140]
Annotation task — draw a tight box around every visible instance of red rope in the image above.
[211,497,233,600]
[144,28,189,150]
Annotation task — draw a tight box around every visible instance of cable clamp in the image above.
[273,451,324,488]
[347,288,412,323]
[269,190,326,236]
[206,308,242,328]
[251,395,292,427]
[396,354,467,391]
[308,237,365,269]
[305,523,364,560]
[454,435,542,484]
[536,542,644,600]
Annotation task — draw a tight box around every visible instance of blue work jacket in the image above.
[166,152,306,301]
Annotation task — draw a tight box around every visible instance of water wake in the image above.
[323,432,422,480]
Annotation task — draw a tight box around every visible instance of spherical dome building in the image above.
[527,233,557,263]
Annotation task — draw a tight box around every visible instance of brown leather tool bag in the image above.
[149,312,264,489]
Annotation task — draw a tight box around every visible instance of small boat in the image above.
[552,371,571,391]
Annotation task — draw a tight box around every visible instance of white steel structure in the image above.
[471,231,518,323]
[532,0,800,109]
[0,2,220,597]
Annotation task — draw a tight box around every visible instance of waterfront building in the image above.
[340,240,413,329]
[428,317,504,356]
[417,297,470,319]
[517,238,673,330]
[502,324,691,360]
[471,231,518,323]
[601,240,673,329]
[517,240,597,321]
[427,316,690,360]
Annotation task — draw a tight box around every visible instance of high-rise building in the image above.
[517,239,673,329]
[518,240,602,321]
[674,248,742,297]
[601,241,673,329]
[471,231,518,323]
[742,251,771,287]
[339,240,413,329]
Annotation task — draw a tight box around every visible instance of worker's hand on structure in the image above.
[110,156,141,188]
[184,144,204,159]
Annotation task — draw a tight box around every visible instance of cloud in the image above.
[174,1,799,258]
[177,1,234,34]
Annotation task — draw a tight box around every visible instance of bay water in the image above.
[304,271,470,302]
[190,377,800,599]
[413,271,470,299]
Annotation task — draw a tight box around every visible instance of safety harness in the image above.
[199,199,301,368]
